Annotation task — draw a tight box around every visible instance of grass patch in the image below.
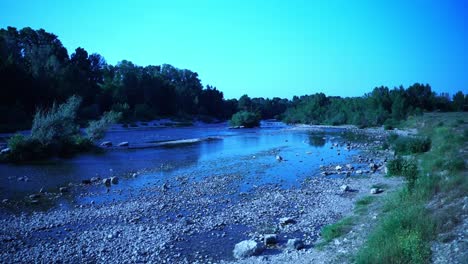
[356,112,467,264]
[320,216,355,243]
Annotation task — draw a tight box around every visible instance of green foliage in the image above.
[5,96,119,162]
[85,111,121,141]
[387,157,418,189]
[356,203,432,264]
[30,95,81,145]
[6,134,46,161]
[391,136,431,154]
[230,111,261,128]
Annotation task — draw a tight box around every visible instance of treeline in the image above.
[0,27,238,131]
[282,84,467,128]
[0,26,467,132]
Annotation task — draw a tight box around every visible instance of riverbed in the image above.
[0,121,398,263]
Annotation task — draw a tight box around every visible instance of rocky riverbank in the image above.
[0,127,404,263]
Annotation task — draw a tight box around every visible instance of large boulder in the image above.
[233,240,263,259]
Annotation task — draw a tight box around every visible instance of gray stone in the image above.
[286,238,304,250]
[340,185,350,192]
[370,188,383,194]
[233,240,263,259]
[59,187,69,193]
[263,234,277,245]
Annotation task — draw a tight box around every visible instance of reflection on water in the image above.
[308,132,326,147]
[0,122,359,210]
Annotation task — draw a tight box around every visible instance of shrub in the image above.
[5,96,120,162]
[392,136,431,154]
[85,111,121,141]
[230,111,261,128]
[387,157,418,189]
[30,96,81,145]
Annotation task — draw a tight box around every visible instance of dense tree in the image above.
[452,91,465,111]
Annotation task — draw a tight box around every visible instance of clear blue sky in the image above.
[1,0,467,99]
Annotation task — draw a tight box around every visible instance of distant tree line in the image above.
[0,26,466,131]
[282,84,467,128]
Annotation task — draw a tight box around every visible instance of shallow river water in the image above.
[0,121,360,210]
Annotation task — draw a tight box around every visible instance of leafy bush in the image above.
[230,111,261,128]
[30,96,81,145]
[392,136,431,154]
[5,96,119,162]
[85,111,121,141]
[387,157,418,188]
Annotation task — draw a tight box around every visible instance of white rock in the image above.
[340,185,350,192]
[100,141,112,147]
[276,155,283,161]
[0,148,11,154]
[233,240,263,259]
[118,141,129,147]
[335,165,342,171]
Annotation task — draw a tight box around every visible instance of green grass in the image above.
[320,216,355,243]
[356,112,467,264]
